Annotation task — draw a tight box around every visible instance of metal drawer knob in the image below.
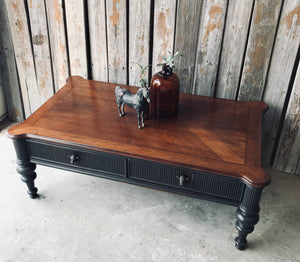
[70,154,79,164]
[177,175,188,186]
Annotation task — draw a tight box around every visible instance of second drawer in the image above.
[128,159,245,201]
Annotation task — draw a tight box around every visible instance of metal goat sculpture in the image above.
[115,86,151,129]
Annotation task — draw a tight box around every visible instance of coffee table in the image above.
[7,76,270,250]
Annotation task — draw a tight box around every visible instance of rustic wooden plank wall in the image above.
[193,0,227,96]
[106,0,127,83]
[88,0,108,82]
[128,0,151,86]
[28,0,54,102]
[262,0,300,168]
[216,0,254,99]
[0,0,24,122]
[65,0,88,78]
[45,0,69,91]
[1,0,300,175]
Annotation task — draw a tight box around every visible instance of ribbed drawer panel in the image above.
[27,140,126,177]
[129,159,245,201]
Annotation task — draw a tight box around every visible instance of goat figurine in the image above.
[115,85,151,129]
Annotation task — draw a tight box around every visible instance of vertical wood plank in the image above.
[174,0,202,94]
[297,154,300,176]
[262,0,300,165]
[106,0,127,84]
[4,0,40,116]
[273,61,300,174]
[88,0,108,82]
[193,0,227,96]
[45,0,69,91]
[0,67,7,120]
[28,0,54,101]
[128,0,151,87]
[238,0,282,101]
[0,0,24,122]
[215,0,254,99]
[65,0,87,78]
[152,0,176,75]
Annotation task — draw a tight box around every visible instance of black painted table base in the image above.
[12,138,263,251]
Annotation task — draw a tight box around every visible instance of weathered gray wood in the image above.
[28,0,54,101]
[45,0,69,91]
[152,0,177,75]
[297,153,300,176]
[65,0,87,78]
[193,0,227,96]
[262,0,300,165]
[4,0,40,117]
[174,0,202,94]
[0,66,7,120]
[88,0,108,82]
[238,0,283,101]
[273,61,300,174]
[0,0,24,122]
[106,0,127,84]
[128,0,151,87]
[215,0,254,99]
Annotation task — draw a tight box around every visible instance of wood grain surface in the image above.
[262,0,300,165]
[0,0,23,121]
[8,77,270,187]
[273,60,300,175]
[65,0,87,78]
[88,0,108,82]
[238,0,282,101]
[152,0,176,75]
[5,0,39,116]
[28,0,54,102]
[45,0,69,91]
[128,0,151,87]
[106,0,127,84]
[193,0,227,96]
[216,0,254,99]
[174,0,202,94]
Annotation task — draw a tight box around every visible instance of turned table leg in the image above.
[13,139,38,199]
[235,185,262,250]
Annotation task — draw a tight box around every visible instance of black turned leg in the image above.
[16,160,38,198]
[13,139,38,198]
[235,185,262,250]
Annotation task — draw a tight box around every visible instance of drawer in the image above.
[27,140,126,177]
[128,159,245,201]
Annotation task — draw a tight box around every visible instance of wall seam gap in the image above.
[23,0,37,83]
[104,0,109,81]
[62,0,71,77]
[270,42,300,167]
[126,0,129,85]
[148,0,155,84]
[191,0,205,95]
[213,0,230,98]
[261,0,285,100]
[84,0,92,79]
[43,0,56,93]
[235,0,256,101]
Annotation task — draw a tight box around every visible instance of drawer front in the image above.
[27,140,126,177]
[129,159,245,201]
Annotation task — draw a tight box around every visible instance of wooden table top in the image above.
[8,76,270,187]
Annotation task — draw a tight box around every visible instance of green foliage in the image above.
[132,61,151,88]
[157,51,180,68]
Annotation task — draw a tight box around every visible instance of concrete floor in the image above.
[1,123,300,262]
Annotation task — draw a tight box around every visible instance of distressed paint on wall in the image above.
[2,0,300,175]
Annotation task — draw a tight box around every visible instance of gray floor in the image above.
[1,124,300,262]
